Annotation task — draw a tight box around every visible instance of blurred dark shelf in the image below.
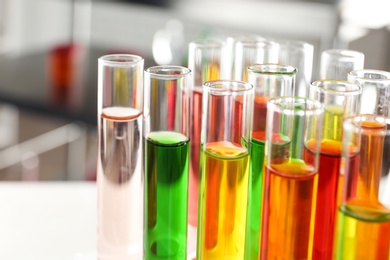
[0,45,156,127]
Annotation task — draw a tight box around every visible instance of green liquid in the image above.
[245,138,265,260]
[145,131,189,260]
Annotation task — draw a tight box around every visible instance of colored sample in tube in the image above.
[97,106,143,259]
[145,131,189,260]
[261,155,318,260]
[312,105,344,260]
[197,141,250,259]
[335,120,390,260]
[245,95,268,260]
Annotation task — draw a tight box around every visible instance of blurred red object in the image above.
[47,43,83,107]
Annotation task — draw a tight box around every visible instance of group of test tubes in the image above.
[96,34,390,260]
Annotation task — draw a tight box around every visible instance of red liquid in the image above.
[252,96,268,137]
[311,139,342,260]
[48,43,80,107]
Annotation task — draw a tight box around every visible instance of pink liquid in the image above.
[189,87,202,227]
[97,106,144,259]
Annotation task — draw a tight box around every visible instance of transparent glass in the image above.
[226,34,265,80]
[197,80,253,259]
[233,39,279,81]
[334,115,390,259]
[348,69,390,116]
[309,80,362,260]
[245,64,296,260]
[320,49,364,80]
[97,54,144,260]
[187,39,225,230]
[278,40,314,97]
[143,66,191,260]
[261,97,323,260]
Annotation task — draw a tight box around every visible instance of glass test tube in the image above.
[348,69,390,183]
[309,80,362,260]
[143,66,191,260]
[278,40,314,97]
[320,49,364,80]
[261,97,323,260]
[97,54,144,260]
[348,69,390,116]
[197,80,254,259]
[187,39,225,231]
[225,33,265,80]
[245,64,296,260]
[233,39,279,81]
[334,115,390,260]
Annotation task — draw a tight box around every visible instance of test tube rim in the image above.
[310,80,362,96]
[203,79,253,95]
[322,49,365,61]
[267,96,323,117]
[98,54,144,67]
[247,63,297,76]
[348,69,390,82]
[145,65,192,79]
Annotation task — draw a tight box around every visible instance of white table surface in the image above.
[0,181,198,260]
[0,182,97,260]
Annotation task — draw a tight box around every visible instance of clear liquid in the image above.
[97,106,143,260]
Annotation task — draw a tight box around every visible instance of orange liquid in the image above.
[341,121,386,204]
[261,155,318,260]
[335,120,390,259]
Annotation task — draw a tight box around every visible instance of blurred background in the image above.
[0,0,389,181]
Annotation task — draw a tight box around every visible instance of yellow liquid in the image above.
[197,141,250,259]
[334,203,390,260]
[323,104,344,141]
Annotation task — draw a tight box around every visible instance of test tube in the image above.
[187,39,225,233]
[97,54,144,259]
[261,97,323,260]
[309,80,362,260]
[197,80,253,259]
[320,49,364,80]
[348,69,390,180]
[334,115,390,259]
[233,39,279,81]
[348,69,390,116]
[278,40,314,97]
[143,66,191,260]
[245,64,296,259]
[225,33,265,80]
